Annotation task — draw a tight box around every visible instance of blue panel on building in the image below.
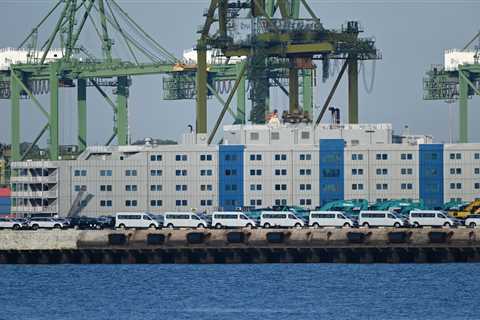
[419,144,444,209]
[319,139,344,206]
[219,145,244,211]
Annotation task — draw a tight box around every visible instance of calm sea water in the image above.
[1,264,479,320]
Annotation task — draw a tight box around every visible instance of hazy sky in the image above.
[0,0,479,146]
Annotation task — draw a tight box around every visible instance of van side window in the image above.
[387,214,395,219]
[288,214,296,219]
[143,215,151,220]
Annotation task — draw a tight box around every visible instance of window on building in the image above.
[274,184,287,191]
[450,183,462,190]
[175,169,187,176]
[225,169,237,176]
[376,183,388,190]
[401,168,413,175]
[175,200,188,206]
[250,199,262,206]
[125,200,137,207]
[300,169,312,176]
[175,184,188,191]
[475,168,480,175]
[100,200,112,207]
[250,169,262,176]
[150,185,162,191]
[274,154,287,161]
[475,153,480,160]
[200,169,213,176]
[200,184,213,191]
[300,199,312,206]
[450,153,462,160]
[250,132,259,140]
[301,131,310,139]
[401,183,413,190]
[376,168,388,175]
[352,184,364,190]
[74,169,87,177]
[250,184,262,191]
[249,154,262,161]
[299,153,312,161]
[150,154,162,161]
[352,154,364,161]
[200,154,213,161]
[475,183,480,189]
[74,185,87,192]
[125,169,137,177]
[271,132,280,140]
[200,199,213,206]
[175,154,188,161]
[100,185,112,192]
[150,169,162,177]
[125,185,138,192]
[323,169,340,177]
[376,153,388,160]
[99,170,112,177]
[300,184,312,191]
[150,200,163,207]
[401,153,413,160]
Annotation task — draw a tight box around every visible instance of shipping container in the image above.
[0,188,11,197]
[0,198,11,205]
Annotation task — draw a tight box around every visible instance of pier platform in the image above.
[1,228,480,264]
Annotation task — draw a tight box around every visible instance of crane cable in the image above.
[361,60,376,94]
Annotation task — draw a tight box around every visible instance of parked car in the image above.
[115,212,161,229]
[69,216,101,230]
[358,211,404,228]
[308,211,355,228]
[211,212,257,229]
[163,212,208,228]
[0,218,28,230]
[260,211,304,228]
[408,210,456,228]
[97,216,116,229]
[465,214,480,228]
[28,217,67,230]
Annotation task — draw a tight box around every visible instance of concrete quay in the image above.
[0,228,480,264]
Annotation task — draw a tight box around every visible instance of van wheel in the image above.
[264,223,271,229]
[12,224,20,230]
[149,224,156,229]
[469,222,477,228]
[312,223,320,229]
[215,223,222,229]
[118,224,126,230]
[443,222,452,228]
[31,224,39,230]
[362,222,370,228]
[54,224,61,229]
[246,223,254,229]
[413,222,420,228]
[167,223,174,229]
[197,224,206,229]
[393,222,401,228]
[294,223,302,229]
[343,223,351,228]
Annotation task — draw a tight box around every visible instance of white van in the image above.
[358,211,404,228]
[115,212,161,229]
[465,214,480,228]
[211,212,257,229]
[408,210,455,228]
[308,211,354,228]
[163,212,208,228]
[260,211,304,228]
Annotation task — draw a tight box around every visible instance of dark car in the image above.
[69,217,101,230]
[96,216,115,229]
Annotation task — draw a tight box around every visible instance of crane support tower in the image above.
[193,0,380,142]
[424,31,480,143]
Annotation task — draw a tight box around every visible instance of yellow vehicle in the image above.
[448,200,480,219]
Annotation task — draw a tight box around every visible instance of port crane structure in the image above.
[424,31,480,143]
[0,0,379,160]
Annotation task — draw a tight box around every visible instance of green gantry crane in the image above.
[162,0,380,144]
[424,31,480,143]
[0,0,185,161]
